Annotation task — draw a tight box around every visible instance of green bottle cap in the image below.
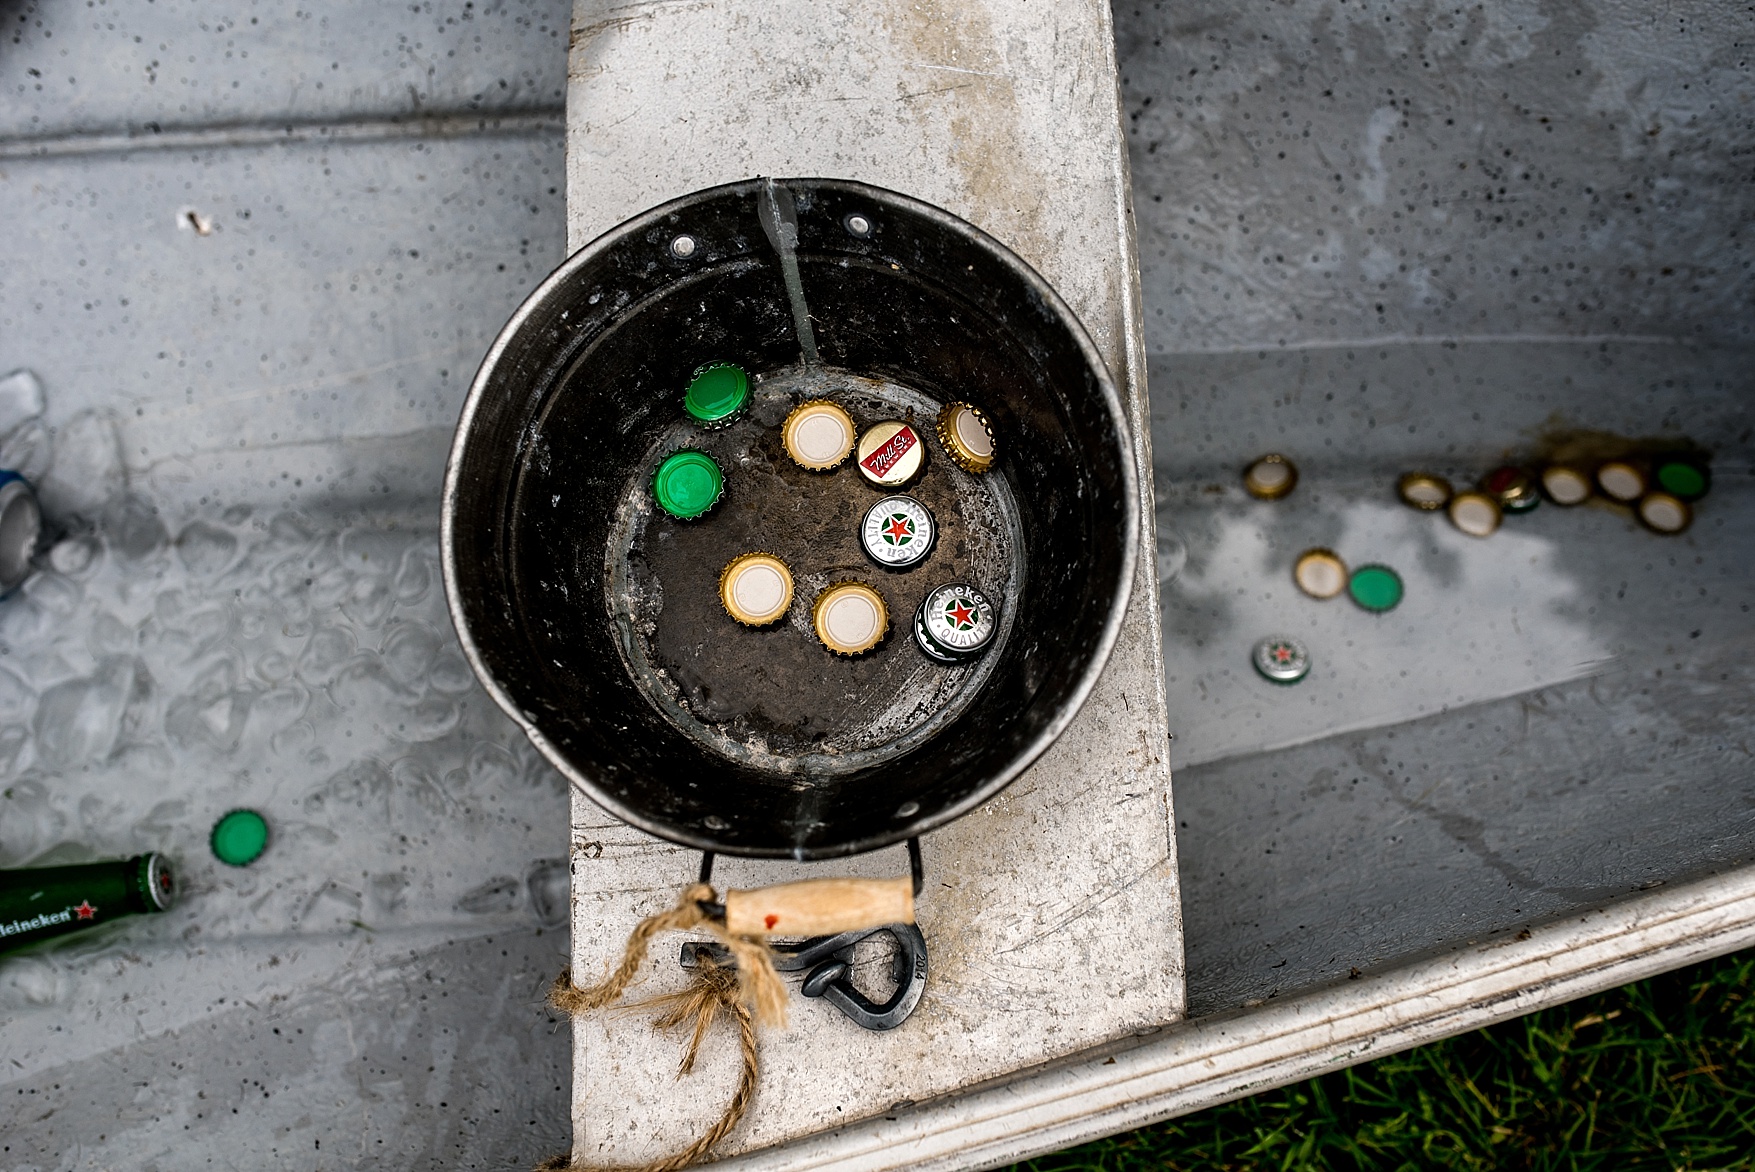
[1655,460,1708,501]
[1348,564,1404,613]
[211,809,269,867]
[683,363,750,427]
[652,450,724,520]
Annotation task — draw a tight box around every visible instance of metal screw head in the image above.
[669,234,698,259]
[843,213,872,238]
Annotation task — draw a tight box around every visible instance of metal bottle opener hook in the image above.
[679,922,928,1031]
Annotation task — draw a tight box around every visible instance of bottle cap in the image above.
[1655,459,1709,502]
[1293,548,1348,599]
[855,421,926,488]
[652,450,725,520]
[915,583,998,661]
[1243,454,1297,500]
[137,852,177,912]
[860,495,936,570]
[1595,460,1646,503]
[782,400,856,471]
[1252,636,1310,684]
[0,473,41,595]
[1348,564,1404,612]
[211,809,269,867]
[683,362,750,428]
[1397,472,1453,511]
[935,402,997,474]
[1540,464,1593,506]
[719,553,794,626]
[1637,492,1692,535]
[1481,466,1539,513]
[1448,491,1502,538]
[813,581,889,655]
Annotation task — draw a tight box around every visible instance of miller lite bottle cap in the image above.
[1448,491,1502,538]
[719,553,794,626]
[782,400,856,471]
[1637,492,1692,535]
[1293,548,1348,600]
[914,582,998,663]
[1243,454,1297,500]
[935,402,997,474]
[683,362,750,428]
[1595,460,1646,503]
[1397,472,1452,511]
[855,420,926,488]
[860,495,936,570]
[813,581,889,656]
[652,450,725,520]
[1540,464,1593,506]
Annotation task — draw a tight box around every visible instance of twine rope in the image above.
[538,883,787,1172]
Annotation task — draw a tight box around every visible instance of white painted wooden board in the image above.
[564,0,1181,1163]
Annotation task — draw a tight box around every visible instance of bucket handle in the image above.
[696,837,922,937]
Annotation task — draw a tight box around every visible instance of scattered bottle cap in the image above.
[1252,635,1310,684]
[813,581,889,656]
[652,450,725,520]
[1481,466,1540,513]
[782,399,856,471]
[1448,491,1502,538]
[1595,460,1646,503]
[0,472,42,596]
[1540,464,1593,506]
[856,420,926,488]
[1654,459,1709,502]
[1293,548,1348,600]
[914,583,998,663]
[1396,472,1453,511]
[719,553,794,626]
[1637,492,1692,535]
[211,809,269,867]
[860,495,936,570]
[935,402,997,474]
[1348,564,1404,612]
[1242,454,1297,500]
[682,362,750,428]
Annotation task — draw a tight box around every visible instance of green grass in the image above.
[1011,950,1755,1172]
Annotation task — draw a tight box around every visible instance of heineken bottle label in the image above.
[860,495,935,569]
[919,583,997,656]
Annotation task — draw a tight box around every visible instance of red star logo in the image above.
[948,601,976,629]
[1272,644,1294,664]
[883,515,913,544]
[73,900,96,920]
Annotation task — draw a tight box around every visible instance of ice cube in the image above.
[33,656,139,769]
[0,370,45,438]
[39,410,124,518]
[175,520,238,577]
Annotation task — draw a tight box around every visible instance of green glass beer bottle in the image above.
[0,853,175,955]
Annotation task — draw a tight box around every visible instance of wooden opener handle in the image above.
[722,876,915,937]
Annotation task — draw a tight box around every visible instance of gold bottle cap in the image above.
[855,420,926,488]
[1243,454,1297,500]
[1637,491,1692,535]
[1596,460,1646,503]
[1293,548,1348,599]
[1541,464,1593,506]
[812,581,889,655]
[719,553,794,626]
[782,400,856,471]
[1397,472,1453,511]
[1448,490,1502,537]
[935,402,996,473]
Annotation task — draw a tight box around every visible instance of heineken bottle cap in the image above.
[1293,548,1348,599]
[1397,472,1453,511]
[1540,464,1593,506]
[860,495,936,570]
[140,852,176,911]
[935,402,997,474]
[1637,492,1692,535]
[1448,491,1502,538]
[1348,564,1404,612]
[652,450,725,520]
[1655,459,1709,502]
[813,581,889,656]
[855,420,926,488]
[1482,466,1540,513]
[1243,454,1297,500]
[211,809,269,867]
[916,582,998,661]
[719,553,794,626]
[683,362,750,428]
[1595,460,1646,503]
[782,400,856,471]
[0,474,41,596]
[1252,635,1310,684]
